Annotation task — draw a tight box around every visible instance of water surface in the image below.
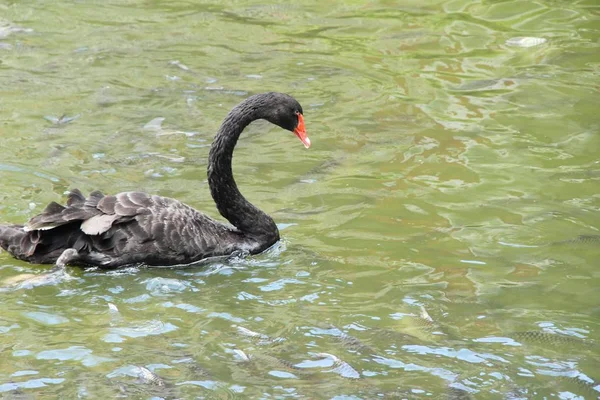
[1,0,599,398]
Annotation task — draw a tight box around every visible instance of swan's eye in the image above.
[295,110,300,116]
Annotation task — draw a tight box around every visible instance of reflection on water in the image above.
[1,0,599,398]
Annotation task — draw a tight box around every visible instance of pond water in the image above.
[1,0,599,398]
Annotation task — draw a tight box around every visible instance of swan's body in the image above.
[0,190,267,268]
[0,92,310,269]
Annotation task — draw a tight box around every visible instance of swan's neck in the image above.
[207,100,279,247]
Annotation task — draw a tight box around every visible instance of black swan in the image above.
[0,92,310,269]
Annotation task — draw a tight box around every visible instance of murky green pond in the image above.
[1,0,599,398]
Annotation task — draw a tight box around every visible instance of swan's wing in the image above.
[26,189,146,233]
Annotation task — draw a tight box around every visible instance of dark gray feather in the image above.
[67,188,85,206]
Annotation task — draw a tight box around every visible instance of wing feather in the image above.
[66,189,85,207]
[42,201,66,214]
[80,214,120,235]
[97,195,117,214]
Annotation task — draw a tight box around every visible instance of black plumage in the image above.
[0,92,309,269]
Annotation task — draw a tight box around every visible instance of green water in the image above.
[1,0,599,398]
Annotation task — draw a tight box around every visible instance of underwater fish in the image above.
[373,328,421,345]
[446,387,474,400]
[232,349,251,362]
[511,331,595,348]
[310,323,375,354]
[107,366,173,397]
[135,366,165,386]
[251,353,310,375]
[234,349,316,379]
[43,114,80,125]
[0,24,33,39]
[168,60,191,72]
[405,306,442,334]
[235,325,284,346]
[390,306,447,342]
[236,326,266,339]
[556,375,600,398]
[505,37,547,48]
[551,235,600,246]
[335,331,375,354]
[313,352,360,379]
[419,306,435,324]
[1,269,74,290]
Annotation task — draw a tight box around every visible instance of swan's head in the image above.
[261,92,311,149]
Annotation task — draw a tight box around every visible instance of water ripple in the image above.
[0,0,598,398]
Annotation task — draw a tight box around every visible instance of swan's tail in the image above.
[0,224,27,257]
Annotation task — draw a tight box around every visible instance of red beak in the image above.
[294,113,310,149]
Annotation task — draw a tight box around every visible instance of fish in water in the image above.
[233,349,251,362]
[43,114,80,125]
[320,324,375,354]
[373,328,421,345]
[135,366,165,386]
[335,331,375,354]
[556,375,600,398]
[251,353,310,375]
[236,325,267,339]
[419,306,435,324]
[235,325,284,346]
[446,387,474,400]
[1,268,73,290]
[391,306,446,341]
[108,365,166,394]
[505,37,547,47]
[550,235,600,246]
[408,306,441,334]
[0,24,33,39]
[309,322,375,354]
[234,349,316,379]
[313,352,360,380]
[511,331,595,348]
